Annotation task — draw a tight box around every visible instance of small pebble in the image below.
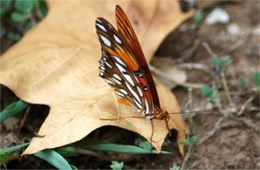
[205,8,230,25]
[226,23,241,36]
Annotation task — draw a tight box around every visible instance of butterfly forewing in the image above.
[115,5,161,109]
[96,6,160,118]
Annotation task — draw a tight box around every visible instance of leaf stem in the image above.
[220,72,235,108]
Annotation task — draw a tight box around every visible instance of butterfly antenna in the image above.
[169,109,216,115]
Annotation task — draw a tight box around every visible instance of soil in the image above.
[1,0,259,169]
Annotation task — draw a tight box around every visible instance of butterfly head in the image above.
[156,109,170,122]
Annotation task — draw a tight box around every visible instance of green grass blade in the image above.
[0,142,30,154]
[0,100,28,123]
[55,146,78,157]
[77,139,170,154]
[0,142,30,164]
[34,150,72,170]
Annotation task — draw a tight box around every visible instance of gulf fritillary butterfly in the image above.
[96,5,171,139]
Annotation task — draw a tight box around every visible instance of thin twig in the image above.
[222,38,244,55]
[199,116,225,144]
[202,42,217,57]
[177,63,210,73]
[181,133,193,170]
[178,39,202,62]
[220,72,236,108]
[76,148,110,161]
[237,96,255,116]
[221,27,252,55]
[185,88,193,111]
[16,106,31,134]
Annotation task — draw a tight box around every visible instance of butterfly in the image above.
[95,5,171,140]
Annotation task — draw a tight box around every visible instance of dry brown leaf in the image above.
[0,0,193,154]
[151,57,187,89]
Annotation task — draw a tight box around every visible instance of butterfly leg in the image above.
[99,115,144,121]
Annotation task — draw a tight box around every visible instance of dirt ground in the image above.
[155,1,259,169]
[1,0,259,169]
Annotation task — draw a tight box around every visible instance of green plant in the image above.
[170,164,181,170]
[55,146,78,157]
[202,85,219,102]
[181,135,200,147]
[11,0,47,22]
[211,55,235,107]
[193,9,203,30]
[110,161,124,170]
[212,55,231,71]
[238,71,260,92]
[34,149,76,170]
[0,100,28,123]
[76,138,170,154]
[238,78,247,89]
[1,0,47,43]
[0,142,30,164]
[138,141,152,150]
[11,0,34,22]
[0,0,12,17]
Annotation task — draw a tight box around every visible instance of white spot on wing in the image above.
[137,86,143,97]
[144,98,150,114]
[99,34,111,47]
[96,23,107,32]
[120,89,128,95]
[113,34,122,44]
[104,79,114,85]
[115,91,124,97]
[123,74,134,86]
[113,78,121,85]
[133,75,139,82]
[100,66,105,70]
[105,62,112,68]
[125,81,141,104]
[115,63,126,73]
[96,18,102,23]
[133,99,142,109]
[113,56,126,67]
[113,74,121,81]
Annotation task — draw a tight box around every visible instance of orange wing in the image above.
[115,5,161,109]
[96,5,161,117]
